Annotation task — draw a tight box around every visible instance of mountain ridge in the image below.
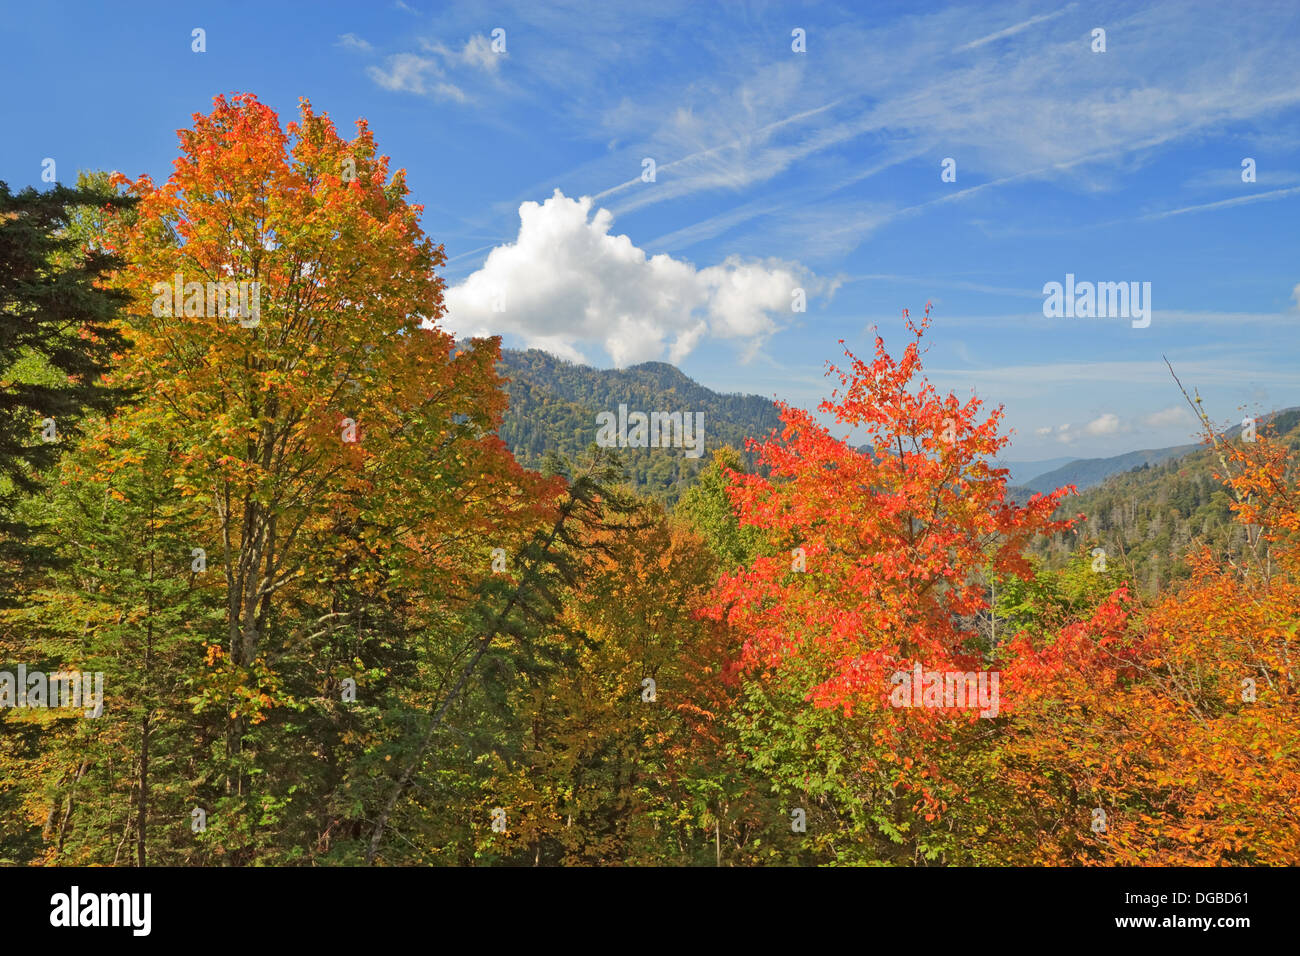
[1020,406,1300,495]
[495,348,782,502]
[494,347,1299,512]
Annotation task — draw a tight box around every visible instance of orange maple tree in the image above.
[702,305,1076,823]
[998,413,1300,864]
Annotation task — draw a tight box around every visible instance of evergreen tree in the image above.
[0,175,135,603]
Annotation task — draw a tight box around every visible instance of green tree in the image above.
[672,446,760,570]
[0,175,135,603]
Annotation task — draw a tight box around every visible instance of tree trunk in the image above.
[136,713,149,867]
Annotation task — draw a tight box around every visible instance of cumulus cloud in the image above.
[1050,424,1076,444]
[1085,413,1121,436]
[443,190,823,367]
[1037,413,1126,444]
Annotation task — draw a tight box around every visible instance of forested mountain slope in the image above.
[496,348,782,502]
[495,344,1300,598]
[1029,409,1300,594]
[1024,444,1200,494]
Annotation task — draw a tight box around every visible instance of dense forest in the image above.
[1,95,1296,867]
[496,348,780,503]
[1030,409,1300,596]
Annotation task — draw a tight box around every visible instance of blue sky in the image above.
[3,0,1299,461]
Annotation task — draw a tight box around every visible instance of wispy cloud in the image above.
[1182,167,1300,191]
[592,96,853,206]
[577,1,1300,239]
[420,34,504,73]
[954,6,1075,52]
[929,358,1300,389]
[356,0,1300,264]
[1139,185,1300,220]
[365,29,510,101]
[839,275,1043,299]
[367,53,467,101]
[337,33,373,53]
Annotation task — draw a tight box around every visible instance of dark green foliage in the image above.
[0,177,135,492]
[1030,410,1300,596]
[0,175,136,605]
[496,348,781,504]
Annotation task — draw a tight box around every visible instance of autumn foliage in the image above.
[698,306,1297,864]
[997,424,1300,864]
[1,93,1296,867]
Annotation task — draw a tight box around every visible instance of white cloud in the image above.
[443,190,821,367]
[1139,185,1300,221]
[367,54,466,101]
[419,34,503,72]
[1029,405,1211,451]
[367,53,430,92]
[1085,413,1121,436]
[954,6,1075,52]
[368,35,502,101]
[459,34,500,71]
[582,2,1300,236]
[1037,416,1118,444]
[337,33,373,53]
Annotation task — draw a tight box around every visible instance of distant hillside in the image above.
[997,457,1079,486]
[1024,445,1199,494]
[1030,408,1300,595]
[496,349,782,503]
[1023,408,1300,496]
[494,347,1299,572]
